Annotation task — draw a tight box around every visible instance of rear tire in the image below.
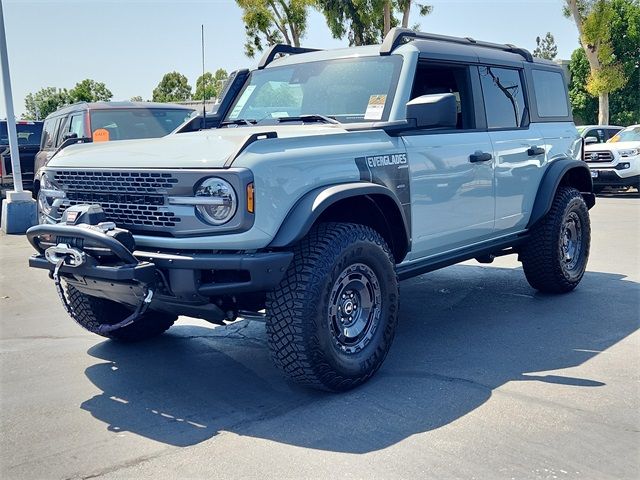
[266,223,399,391]
[65,285,176,342]
[520,186,590,293]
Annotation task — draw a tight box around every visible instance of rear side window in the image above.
[479,66,526,129]
[532,70,569,118]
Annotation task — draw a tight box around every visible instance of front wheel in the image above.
[520,186,591,293]
[266,223,399,391]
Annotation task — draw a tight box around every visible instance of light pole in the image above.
[0,0,37,233]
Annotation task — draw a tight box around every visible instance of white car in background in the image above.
[584,124,640,193]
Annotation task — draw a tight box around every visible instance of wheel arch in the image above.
[269,183,411,263]
[527,158,595,229]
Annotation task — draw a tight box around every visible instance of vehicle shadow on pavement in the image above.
[81,265,639,452]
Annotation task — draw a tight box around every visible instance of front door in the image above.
[402,62,495,260]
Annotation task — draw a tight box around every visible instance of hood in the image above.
[48,124,347,169]
[585,141,640,152]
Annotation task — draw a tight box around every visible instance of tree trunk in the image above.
[599,92,609,125]
[383,1,391,36]
[402,0,411,28]
[566,0,609,124]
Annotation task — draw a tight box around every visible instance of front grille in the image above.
[54,170,179,193]
[53,170,182,232]
[585,151,614,163]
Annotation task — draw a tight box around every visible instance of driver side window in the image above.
[410,63,476,130]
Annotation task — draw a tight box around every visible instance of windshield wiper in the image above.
[276,114,340,125]
[219,118,257,127]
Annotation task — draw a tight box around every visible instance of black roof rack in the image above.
[257,44,323,69]
[380,27,533,63]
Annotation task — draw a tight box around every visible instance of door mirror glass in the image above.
[406,93,457,129]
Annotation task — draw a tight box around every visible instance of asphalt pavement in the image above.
[1,195,638,480]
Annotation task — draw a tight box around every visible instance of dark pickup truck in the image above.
[0,120,43,195]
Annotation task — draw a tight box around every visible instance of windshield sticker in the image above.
[364,95,387,121]
[270,111,289,118]
[229,85,256,119]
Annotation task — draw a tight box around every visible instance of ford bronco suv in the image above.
[27,28,594,391]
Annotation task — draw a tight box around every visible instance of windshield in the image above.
[0,121,43,146]
[224,55,403,124]
[608,125,640,143]
[90,108,194,140]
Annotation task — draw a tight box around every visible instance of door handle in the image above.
[469,151,492,163]
[527,146,545,156]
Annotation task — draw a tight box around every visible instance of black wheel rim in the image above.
[561,210,583,272]
[328,263,382,354]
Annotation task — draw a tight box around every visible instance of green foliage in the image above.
[130,96,144,102]
[69,79,113,103]
[152,72,192,102]
[237,0,312,57]
[569,48,598,124]
[568,0,640,124]
[23,87,70,120]
[193,69,229,100]
[314,0,432,46]
[533,32,558,60]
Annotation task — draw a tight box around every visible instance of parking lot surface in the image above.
[1,195,638,480]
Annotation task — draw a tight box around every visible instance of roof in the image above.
[46,101,194,119]
[264,28,556,71]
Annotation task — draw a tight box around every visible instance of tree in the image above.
[130,95,144,102]
[315,0,432,46]
[237,0,312,57]
[533,32,558,60]
[564,0,627,124]
[69,79,113,103]
[23,87,70,120]
[193,69,229,100]
[567,0,640,125]
[152,72,192,102]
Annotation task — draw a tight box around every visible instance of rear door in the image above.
[403,62,495,260]
[479,65,545,231]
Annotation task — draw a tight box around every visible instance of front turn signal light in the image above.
[247,182,254,213]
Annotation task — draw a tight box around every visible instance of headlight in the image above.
[194,177,237,225]
[619,148,639,157]
[37,172,65,223]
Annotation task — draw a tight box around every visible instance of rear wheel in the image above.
[65,285,176,342]
[266,223,399,391]
[520,186,590,293]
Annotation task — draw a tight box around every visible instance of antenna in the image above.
[201,24,206,128]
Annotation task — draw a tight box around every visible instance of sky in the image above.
[0,0,580,119]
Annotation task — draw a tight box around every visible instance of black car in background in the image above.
[34,101,195,176]
[0,120,44,195]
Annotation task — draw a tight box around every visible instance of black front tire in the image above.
[266,223,399,391]
[65,285,176,342]
[520,186,590,293]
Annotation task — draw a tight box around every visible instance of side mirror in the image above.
[584,136,599,145]
[406,93,457,129]
[62,132,78,141]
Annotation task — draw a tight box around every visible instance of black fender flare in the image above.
[269,182,411,254]
[527,158,595,228]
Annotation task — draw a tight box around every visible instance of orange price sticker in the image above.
[92,128,110,142]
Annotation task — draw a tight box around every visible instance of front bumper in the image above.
[27,223,293,319]
[590,170,640,187]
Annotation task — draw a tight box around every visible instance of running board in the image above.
[396,233,528,281]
